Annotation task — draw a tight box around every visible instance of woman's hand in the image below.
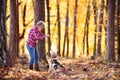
[45,34,50,37]
[36,40,38,43]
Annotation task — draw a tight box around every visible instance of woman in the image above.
[26,21,49,71]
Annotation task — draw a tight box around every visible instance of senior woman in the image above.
[26,21,49,71]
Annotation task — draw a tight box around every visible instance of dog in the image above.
[48,50,64,73]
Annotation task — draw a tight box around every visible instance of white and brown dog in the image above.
[48,50,64,73]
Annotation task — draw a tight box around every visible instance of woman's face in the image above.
[38,26,44,31]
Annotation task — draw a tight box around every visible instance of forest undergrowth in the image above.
[0,57,120,80]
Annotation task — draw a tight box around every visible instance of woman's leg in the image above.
[34,46,40,71]
[27,44,35,65]
[34,46,39,64]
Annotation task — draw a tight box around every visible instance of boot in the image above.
[29,64,33,70]
[35,63,40,71]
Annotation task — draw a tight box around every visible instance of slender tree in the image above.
[97,0,104,56]
[86,4,90,56]
[83,3,90,56]
[104,0,108,51]
[106,0,116,61]
[66,0,70,58]
[72,0,78,58]
[23,5,26,27]
[92,0,98,57]
[20,4,26,53]
[16,0,19,57]
[46,0,51,56]
[57,0,61,56]
[62,0,69,57]
[117,0,120,61]
[34,0,48,63]
[9,0,18,65]
[0,0,7,66]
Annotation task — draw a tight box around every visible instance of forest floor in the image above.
[0,57,120,80]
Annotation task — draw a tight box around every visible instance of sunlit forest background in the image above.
[1,0,120,79]
[6,0,108,58]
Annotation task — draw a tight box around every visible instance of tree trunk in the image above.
[19,4,27,54]
[46,0,51,57]
[86,5,90,56]
[104,0,108,54]
[62,0,69,57]
[104,22,107,51]
[34,0,48,64]
[9,0,17,65]
[0,0,7,66]
[83,3,90,56]
[106,0,116,61]
[117,0,120,61]
[57,0,61,56]
[66,36,69,58]
[16,0,19,57]
[92,0,97,57]
[72,0,78,58]
[97,0,104,56]
[66,0,70,58]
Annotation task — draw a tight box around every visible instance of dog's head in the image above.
[50,58,63,70]
[51,58,59,65]
[50,50,57,58]
[48,54,65,73]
